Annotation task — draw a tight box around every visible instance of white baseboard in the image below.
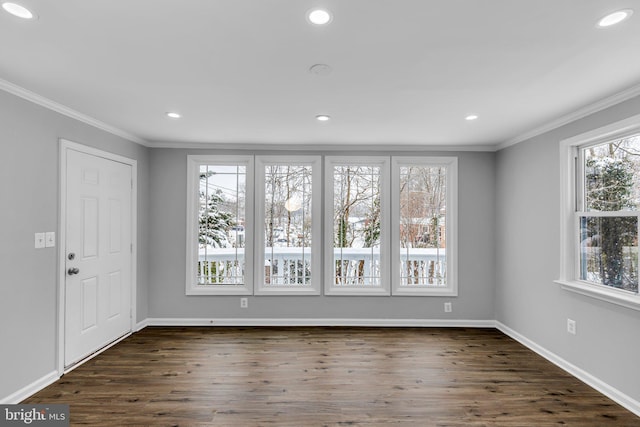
[496,321,640,418]
[143,317,496,328]
[135,318,150,331]
[0,371,59,404]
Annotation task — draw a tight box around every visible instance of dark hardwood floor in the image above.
[24,327,640,426]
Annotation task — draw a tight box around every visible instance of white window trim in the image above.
[324,156,391,296]
[391,156,458,296]
[556,113,640,311]
[186,155,254,295]
[254,156,322,295]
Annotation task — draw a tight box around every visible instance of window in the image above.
[186,154,458,298]
[324,157,390,295]
[577,140,639,292]
[255,156,321,295]
[558,113,640,310]
[392,157,458,295]
[186,156,254,295]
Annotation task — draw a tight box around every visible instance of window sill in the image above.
[187,285,252,296]
[324,287,391,296]
[254,287,321,296]
[555,279,640,311]
[392,287,457,297]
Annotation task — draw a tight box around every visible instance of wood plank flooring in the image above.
[24,327,640,426]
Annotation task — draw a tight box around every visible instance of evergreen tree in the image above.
[585,156,636,289]
[199,174,235,248]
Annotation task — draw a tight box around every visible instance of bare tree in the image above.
[333,166,382,284]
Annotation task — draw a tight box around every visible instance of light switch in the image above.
[35,232,45,249]
[45,232,56,247]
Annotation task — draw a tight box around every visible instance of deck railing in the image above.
[198,247,446,287]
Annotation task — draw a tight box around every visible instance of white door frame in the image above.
[57,139,137,374]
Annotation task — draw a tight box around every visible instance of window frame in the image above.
[391,156,458,296]
[186,153,460,298]
[254,156,322,295]
[557,113,640,311]
[186,155,254,295]
[324,156,391,296]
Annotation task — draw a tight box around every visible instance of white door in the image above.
[64,148,133,367]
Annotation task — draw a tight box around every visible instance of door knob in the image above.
[68,267,80,275]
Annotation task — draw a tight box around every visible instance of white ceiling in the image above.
[1,1,640,148]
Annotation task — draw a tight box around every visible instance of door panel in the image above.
[109,199,122,253]
[82,197,98,258]
[81,277,98,331]
[65,149,132,367]
[107,271,121,319]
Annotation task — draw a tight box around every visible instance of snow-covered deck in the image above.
[198,247,446,287]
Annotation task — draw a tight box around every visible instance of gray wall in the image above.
[148,148,496,320]
[495,95,640,402]
[0,90,150,401]
[8,78,638,406]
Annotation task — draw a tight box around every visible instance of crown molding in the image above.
[5,74,639,153]
[0,78,149,146]
[498,82,640,150]
[146,140,499,152]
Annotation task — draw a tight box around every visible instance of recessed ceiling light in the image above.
[316,115,331,122]
[597,9,633,27]
[465,115,478,121]
[166,112,181,119]
[2,2,35,19]
[308,9,332,25]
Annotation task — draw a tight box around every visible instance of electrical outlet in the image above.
[567,318,576,335]
[240,298,248,308]
[444,302,452,313]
